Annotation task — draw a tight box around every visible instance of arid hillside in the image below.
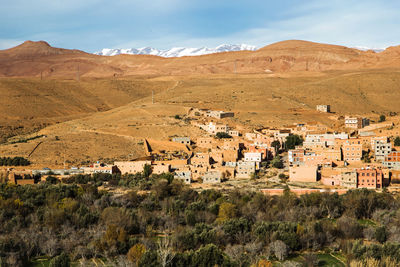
[1,40,400,166]
[1,69,400,167]
[0,76,175,142]
[1,40,400,78]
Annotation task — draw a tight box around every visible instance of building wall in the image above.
[383,152,400,170]
[357,168,383,189]
[374,141,392,161]
[114,161,151,174]
[340,171,358,188]
[316,105,330,113]
[152,164,171,175]
[197,137,213,149]
[202,171,222,183]
[172,137,191,145]
[343,144,362,162]
[244,152,262,162]
[191,153,211,167]
[289,166,318,183]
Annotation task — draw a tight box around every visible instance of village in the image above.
[2,104,400,196]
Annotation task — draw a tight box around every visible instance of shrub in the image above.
[216,132,232,139]
[394,136,400,147]
[49,253,70,267]
[285,135,303,150]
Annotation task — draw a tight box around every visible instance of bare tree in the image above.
[157,237,174,267]
[268,240,288,261]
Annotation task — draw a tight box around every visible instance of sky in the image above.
[0,0,399,52]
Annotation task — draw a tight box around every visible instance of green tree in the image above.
[375,227,387,243]
[285,135,303,150]
[216,202,236,223]
[270,156,284,169]
[394,136,400,146]
[216,132,232,139]
[271,140,281,154]
[49,253,70,267]
[143,164,152,177]
[379,115,386,122]
[192,244,230,267]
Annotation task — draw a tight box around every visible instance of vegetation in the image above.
[216,132,232,139]
[379,114,386,122]
[0,156,30,166]
[285,135,303,150]
[394,136,400,147]
[1,172,400,266]
[10,135,45,144]
[270,155,284,169]
[271,140,281,153]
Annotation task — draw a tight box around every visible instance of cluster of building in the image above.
[3,104,400,193]
[287,110,399,189]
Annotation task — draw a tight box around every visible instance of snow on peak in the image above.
[95,44,257,57]
[352,46,385,53]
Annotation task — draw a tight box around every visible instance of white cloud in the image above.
[0,39,24,50]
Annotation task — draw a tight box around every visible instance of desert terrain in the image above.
[0,40,400,167]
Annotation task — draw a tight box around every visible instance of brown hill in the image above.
[1,40,400,166]
[0,40,399,78]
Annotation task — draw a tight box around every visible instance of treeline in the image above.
[0,173,400,266]
[10,135,45,144]
[0,156,30,166]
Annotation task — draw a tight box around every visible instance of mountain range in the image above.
[95,44,257,57]
[95,44,385,57]
[1,39,400,78]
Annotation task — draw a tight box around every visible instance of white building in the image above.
[244,152,262,164]
[345,116,370,129]
[236,161,256,178]
[202,170,223,183]
[374,140,392,162]
[174,170,192,184]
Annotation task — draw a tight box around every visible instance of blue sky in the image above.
[1,0,399,52]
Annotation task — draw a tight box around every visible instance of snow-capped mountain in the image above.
[95,44,257,57]
[352,46,385,53]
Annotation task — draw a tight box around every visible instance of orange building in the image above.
[356,168,384,189]
[343,143,362,162]
[383,151,400,170]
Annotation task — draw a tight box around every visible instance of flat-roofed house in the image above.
[316,105,331,113]
[172,137,191,145]
[114,161,152,174]
[383,151,400,170]
[374,140,392,162]
[202,170,223,183]
[84,163,120,174]
[191,153,211,167]
[343,143,362,162]
[152,163,171,175]
[197,137,213,149]
[289,165,318,183]
[357,167,384,189]
[174,170,192,184]
[345,116,370,129]
[236,161,256,178]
